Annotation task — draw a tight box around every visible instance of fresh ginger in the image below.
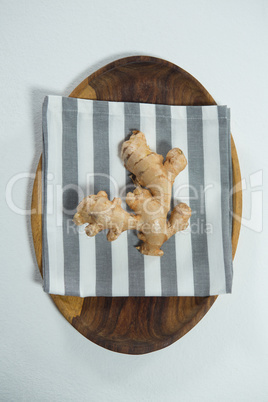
[73,131,191,256]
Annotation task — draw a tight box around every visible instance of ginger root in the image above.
[73,131,191,257]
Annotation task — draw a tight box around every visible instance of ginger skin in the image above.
[73,131,191,257]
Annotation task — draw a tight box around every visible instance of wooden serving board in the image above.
[31,56,242,354]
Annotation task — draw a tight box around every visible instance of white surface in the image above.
[1,0,267,400]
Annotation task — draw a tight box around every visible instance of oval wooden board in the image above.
[31,56,242,354]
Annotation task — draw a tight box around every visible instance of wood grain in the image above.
[31,56,242,354]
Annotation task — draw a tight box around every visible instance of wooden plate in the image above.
[31,56,242,354]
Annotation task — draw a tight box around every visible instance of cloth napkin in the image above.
[42,95,232,297]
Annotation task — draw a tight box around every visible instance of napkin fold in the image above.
[42,95,232,297]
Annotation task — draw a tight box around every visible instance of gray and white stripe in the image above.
[93,101,112,296]
[77,99,96,297]
[109,102,129,296]
[124,102,145,296]
[171,105,194,296]
[43,96,65,294]
[187,106,210,296]
[42,96,233,297]
[140,103,162,296]
[218,106,233,292]
[62,97,80,296]
[155,104,178,297]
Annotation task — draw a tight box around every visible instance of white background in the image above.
[1,1,267,401]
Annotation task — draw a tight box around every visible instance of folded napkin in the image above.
[42,95,232,297]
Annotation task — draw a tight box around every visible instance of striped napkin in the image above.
[42,95,232,297]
